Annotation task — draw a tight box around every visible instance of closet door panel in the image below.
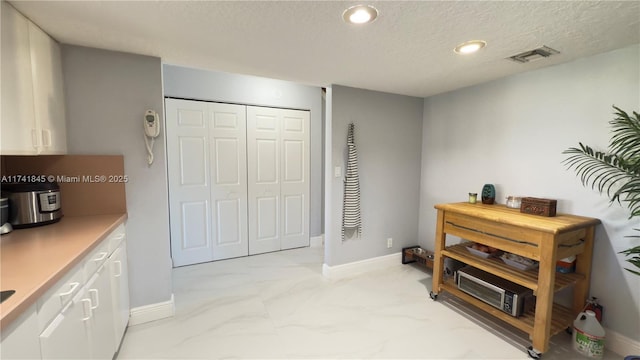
[283,194,304,236]
[280,110,310,250]
[181,201,209,249]
[215,199,241,244]
[209,103,248,260]
[247,107,281,255]
[257,196,279,238]
[166,99,213,266]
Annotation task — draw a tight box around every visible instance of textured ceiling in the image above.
[9,0,640,98]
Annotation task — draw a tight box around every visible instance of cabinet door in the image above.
[247,106,310,254]
[0,1,37,154]
[110,242,130,345]
[279,109,310,250]
[39,288,92,360]
[86,266,116,359]
[166,99,249,265]
[247,106,281,255]
[209,102,248,260]
[28,22,67,154]
[0,304,41,360]
[166,99,213,266]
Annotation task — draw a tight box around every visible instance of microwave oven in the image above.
[457,266,535,317]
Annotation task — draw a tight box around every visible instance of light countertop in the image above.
[0,213,127,330]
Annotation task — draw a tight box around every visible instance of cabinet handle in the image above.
[40,314,64,339]
[89,289,99,310]
[114,260,122,277]
[58,282,80,299]
[42,129,52,147]
[94,252,108,262]
[81,298,92,321]
[31,128,40,148]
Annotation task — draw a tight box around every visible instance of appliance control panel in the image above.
[38,191,61,212]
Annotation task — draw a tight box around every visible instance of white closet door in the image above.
[166,99,212,266]
[247,106,310,255]
[247,106,281,255]
[167,99,249,266]
[280,109,310,250]
[209,102,248,260]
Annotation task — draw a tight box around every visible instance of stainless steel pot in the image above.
[2,181,63,228]
[0,197,12,234]
[0,198,8,225]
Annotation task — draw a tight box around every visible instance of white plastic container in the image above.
[573,310,606,358]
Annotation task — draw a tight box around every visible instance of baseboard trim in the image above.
[310,235,324,248]
[128,294,175,326]
[605,327,640,356]
[322,252,401,280]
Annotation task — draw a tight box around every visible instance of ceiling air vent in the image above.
[508,46,560,63]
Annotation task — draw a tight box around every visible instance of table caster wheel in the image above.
[429,291,437,300]
[527,346,541,359]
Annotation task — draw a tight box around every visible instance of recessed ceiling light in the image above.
[454,40,487,55]
[343,5,378,25]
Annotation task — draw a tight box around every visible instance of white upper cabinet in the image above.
[0,2,67,155]
[1,1,37,154]
[28,22,67,154]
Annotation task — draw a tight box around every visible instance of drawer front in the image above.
[84,238,110,279]
[36,263,84,332]
[443,212,543,260]
[107,224,126,254]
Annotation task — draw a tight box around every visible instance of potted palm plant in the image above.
[563,106,640,276]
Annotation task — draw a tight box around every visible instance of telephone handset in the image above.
[144,110,160,138]
[144,110,160,165]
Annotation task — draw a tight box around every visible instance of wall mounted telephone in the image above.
[144,109,160,165]
[145,109,160,138]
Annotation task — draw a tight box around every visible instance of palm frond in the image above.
[610,106,640,160]
[564,106,640,276]
[562,143,633,200]
[619,245,640,275]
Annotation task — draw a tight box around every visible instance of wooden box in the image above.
[402,246,434,269]
[520,197,557,217]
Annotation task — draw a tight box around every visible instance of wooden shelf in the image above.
[431,202,599,354]
[442,243,584,294]
[440,280,574,337]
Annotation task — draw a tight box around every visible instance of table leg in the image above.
[532,233,557,353]
[431,209,446,297]
[573,225,595,314]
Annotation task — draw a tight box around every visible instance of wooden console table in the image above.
[430,202,600,358]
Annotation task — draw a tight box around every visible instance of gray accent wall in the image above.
[326,85,423,266]
[162,64,324,237]
[419,45,640,341]
[62,45,172,308]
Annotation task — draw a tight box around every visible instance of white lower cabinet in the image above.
[86,264,116,359]
[109,240,130,347]
[0,304,41,359]
[0,223,130,360]
[39,288,92,359]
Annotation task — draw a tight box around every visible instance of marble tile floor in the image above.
[117,247,621,359]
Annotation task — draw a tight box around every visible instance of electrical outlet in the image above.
[387,238,393,248]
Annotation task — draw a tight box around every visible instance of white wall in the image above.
[62,46,172,308]
[326,85,423,266]
[162,64,324,236]
[419,45,640,341]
